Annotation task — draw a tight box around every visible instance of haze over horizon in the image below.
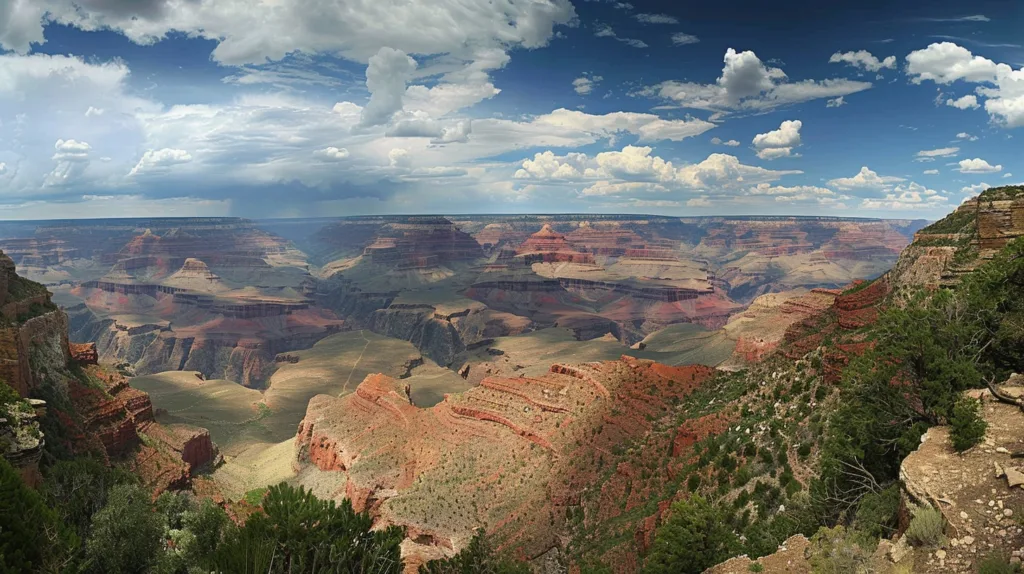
[0,0,1021,220]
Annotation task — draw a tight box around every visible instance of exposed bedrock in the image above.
[369,304,532,366]
[293,357,717,564]
[67,303,343,387]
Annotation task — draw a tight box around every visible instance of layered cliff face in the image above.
[888,186,1024,293]
[294,356,716,566]
[0,251,219,496]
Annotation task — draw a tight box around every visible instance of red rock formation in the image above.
[516,224,596,264]
[362,218,483,268]
[69,342,99,365]
[294,357,717,563]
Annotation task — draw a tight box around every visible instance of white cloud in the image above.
[389,148,412,168]
[826,96,847,108]
[1,0,577,66]
[686,197,712,208]
[961,182,991,194]
[593,23,647,49]
[828,166,905,190]
[915,147,959,161]
[749,183,838,203]
[958,157,1002,173]
[1004,173,1014,178]
[711,137,741,146]
[860,182,948,211]
[359,47,418,128]
[752,119,802,160]
[829,50,896,72]
[946,94,980,109]
[634,13,677,24]
[956,132,978,141]
[906,42,1024,128]
[0,163,6,175]
[84,106,104,117]
[641,48,872,115]
[923,169,940,175]
[314,147,350,161]
[529,108,715,143]
[52,139,92,162]
[514,146,800,193]
[128,148,192,176]
[671,33,699,46]
[573,74,603,95]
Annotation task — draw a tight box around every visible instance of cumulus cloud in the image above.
[829,50,896,72]
[958,157,1002,173]
[946,94,980,109]
[671,33,699,46]
[915,147,959,161]
[748,183,841,205]
[828,166,905,190]
[860,182,948,211]
[906,42,1024,128]
[388,148,412,169]
[924,169,940,175]
[956,132,979,141]
[85,106,104,117]
[514,146,800,194]
[529,108,715,143]
[1005,173,1014,178]
[961,182,991,194]
[711,137,740,146]
[359,47,418,128]
[573,74,603,95]
[827,96,847,108]
[752,120,802,160]
[314,147,351,161]
[128,148,192,176]
[640,48,872,116]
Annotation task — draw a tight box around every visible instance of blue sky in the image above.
[0,0,1020,220]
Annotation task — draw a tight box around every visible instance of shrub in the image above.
[807,526,873,574]
[85,483,164,573]
[978,553,1020,574]
[0,457,77,571]
[853,485,901,539]
[905,505,945,547]
[950,396,987,452]
[748,563,764,573]
[797,442,812,458]
[642,495,739,574]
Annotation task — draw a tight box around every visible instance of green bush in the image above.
[84,483,164,573]
[807,526,873,574]
[950,396,987,452]
[0,457,77,571]
[979,553,1021,574]
[43,457,137,541]
[210,482,405,573]
[852,485,901,539]
[642,495,738,574]
[905,505,945,547]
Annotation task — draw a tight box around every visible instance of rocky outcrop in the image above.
[894,382,1024,572]
[69,342,98,364]
[362,218,483,269]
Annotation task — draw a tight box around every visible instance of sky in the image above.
[0,0,1021,220]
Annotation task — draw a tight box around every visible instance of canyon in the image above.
[0,212,928,570]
